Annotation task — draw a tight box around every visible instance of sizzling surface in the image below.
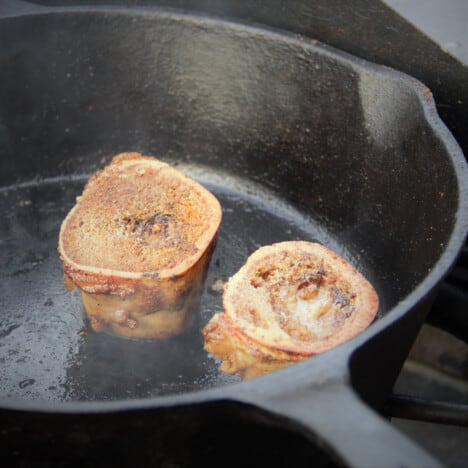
[0,169,378,402]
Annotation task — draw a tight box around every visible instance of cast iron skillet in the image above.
[0,3,467,467]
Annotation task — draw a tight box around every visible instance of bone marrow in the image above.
[203,241,379,379]
[58,152,222,339]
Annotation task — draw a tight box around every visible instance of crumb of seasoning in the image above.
[210,277,226,293]
[19,199,32,207]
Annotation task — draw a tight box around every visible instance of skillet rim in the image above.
[0,5,466,413]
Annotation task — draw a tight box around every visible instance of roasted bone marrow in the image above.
[203,241,379,379]
[58,152,222,339]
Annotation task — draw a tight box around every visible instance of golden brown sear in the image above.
[203,241,379,379]
[58,152,222,339]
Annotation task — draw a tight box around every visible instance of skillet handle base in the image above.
[239,378,443,468]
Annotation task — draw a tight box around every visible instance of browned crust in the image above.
[203,241,379,377]
[58,153,222,295]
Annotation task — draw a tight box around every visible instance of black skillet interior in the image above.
[0,9,462,404]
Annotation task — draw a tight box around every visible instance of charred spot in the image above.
[296,279,318,300]
[250,266,275,288]
[296,264,326,294]
[260,269,274,281]
[314,260,327,286]
[332,286,354,310]
[344,308,355,318]
[122,212,172,236]
[250,277,261,288]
